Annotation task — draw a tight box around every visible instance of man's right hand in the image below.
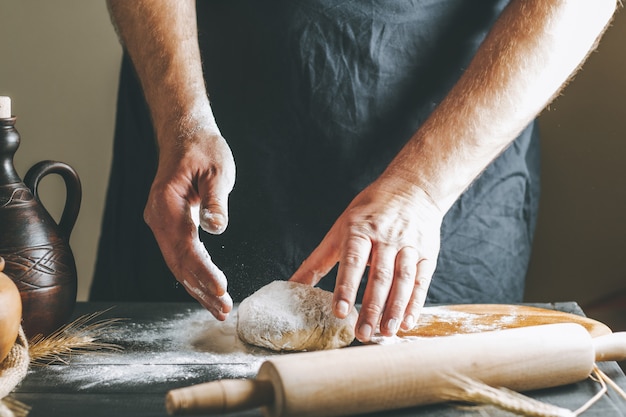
[144,124,236,320]
[106,0,237,319]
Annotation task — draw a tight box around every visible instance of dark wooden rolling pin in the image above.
[166,323,626,417]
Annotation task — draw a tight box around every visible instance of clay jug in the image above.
[0,106,81,338]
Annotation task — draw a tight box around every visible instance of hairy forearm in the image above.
[107,0,216,143]
[386,0,617,212]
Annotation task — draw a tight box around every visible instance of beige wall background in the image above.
[0,2,119,301]
[0,3,624,309]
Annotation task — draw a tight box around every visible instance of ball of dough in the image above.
[236,281,357,352]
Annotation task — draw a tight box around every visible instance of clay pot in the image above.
[0,116,81,338]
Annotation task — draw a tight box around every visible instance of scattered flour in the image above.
[34,307,275,392]
[372,306,521,343]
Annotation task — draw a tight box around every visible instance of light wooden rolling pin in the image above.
[166,323,626,417]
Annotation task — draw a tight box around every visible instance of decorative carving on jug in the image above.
[0,185,33,208]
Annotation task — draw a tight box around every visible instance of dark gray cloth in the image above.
[91,0,540,303]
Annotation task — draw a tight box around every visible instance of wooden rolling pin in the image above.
[166,323,626,417]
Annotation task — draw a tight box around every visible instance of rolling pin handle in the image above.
[593,332,626,362]
[165,379,274,415]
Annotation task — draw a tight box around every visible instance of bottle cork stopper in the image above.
[0,96,11,119]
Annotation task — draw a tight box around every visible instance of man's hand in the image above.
[290,176,443,342]
[107,0,239,319]
[144,126,236,320]
[291,0,616,341]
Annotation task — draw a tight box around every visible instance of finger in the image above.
[145,186,229,300]
[182,277,233,321]
[186,238,229,296]
[290,232,340,287]
[401,257,436,331]
[177,241,233,319]
[198,170,234,235]
[379,246,419,337]
[354,243,395,342]
[159,212,229,297]
[332,234,371,322]
[150,221,233,318]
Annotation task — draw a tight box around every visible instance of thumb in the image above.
[198,176,232,235]
[290,233,339,286]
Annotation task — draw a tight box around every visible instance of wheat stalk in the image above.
[441,374,576,417]
[28,309,123,366]
[440,367,619,417]
[573,366,607,415]
[594,365,626,401]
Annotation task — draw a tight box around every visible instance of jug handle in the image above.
[23,160,82,240]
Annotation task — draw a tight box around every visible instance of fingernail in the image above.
[335,300,350,318]
[200,209,227,234]
[403,314,415,330]
[358,323,373,341]
[386,318,399,334]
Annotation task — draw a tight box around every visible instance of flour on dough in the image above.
[236,281,358,352]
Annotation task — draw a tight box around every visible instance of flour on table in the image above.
[46,307,274,392]
[237,281,358,351]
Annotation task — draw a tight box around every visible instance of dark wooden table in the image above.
[12,302,626,417]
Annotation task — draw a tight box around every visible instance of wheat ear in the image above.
[28,309,123,365]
